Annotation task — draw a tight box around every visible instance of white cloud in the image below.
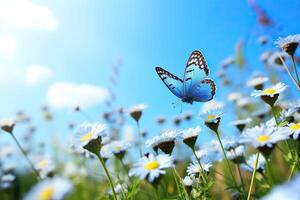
[0,34,17,59]
[0,0,59,31]
[47,82,110,109]
[25,65,53,85]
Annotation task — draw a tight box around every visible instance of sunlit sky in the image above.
[1,0,300,150]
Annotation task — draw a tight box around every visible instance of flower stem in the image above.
[288,162,296,181]
[215,132,239,191]
[119,158,132,182]
[11,133,41,179]
[291,56,300,85]
[236,163,245,193]
[172,168,183,199]
[278,54,300,90]
[192,148,207,183]
[247,152,259,200]
[96,154,118,200]
[271,106,279,125]
[136,122,143,157]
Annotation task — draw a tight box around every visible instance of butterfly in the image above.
[155,50,216,104]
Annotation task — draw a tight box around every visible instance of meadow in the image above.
[1,1,300,200]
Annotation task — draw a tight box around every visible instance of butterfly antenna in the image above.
[172,100,181,109]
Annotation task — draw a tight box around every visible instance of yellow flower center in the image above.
[145,161,160,170]
[81,132,92,142]
[263,88,276,95]
[38,186,54,200]
[290,123,300,131]
[114,146,122,151]
[37,160,48,168]
[257,135,271,143]
[206,114,216,121]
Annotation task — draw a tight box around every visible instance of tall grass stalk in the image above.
[247,152,260,200]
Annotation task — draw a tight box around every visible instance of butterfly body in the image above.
[156,50,216,104]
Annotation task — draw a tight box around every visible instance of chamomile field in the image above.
[1,1,300,200]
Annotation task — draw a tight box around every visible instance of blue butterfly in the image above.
[156,50,216,104]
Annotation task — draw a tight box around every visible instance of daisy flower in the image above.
[199,107,223,123]
[220,56,235,68]
[261,174,300,200]
[252,82,287,97]
[180,126,201,149]
[241,154,266,173]
[260,51,272,64]
[251,82,287,106]
[74,122,107,154]
[200,106,223,132]
[129,153,174,183]
[223,138,240,151]
[0,174,15,189]
[100,143,114,160]
[128,104,148,122]
[146,130,179,154]
[246,74,269,90]
[287,122,300,140]
[240,124,289,157]
[236,97,252,108]
[258,35,268,45]
[275,34,300,56]
[267,52,289,70]
[63,162,87,178]
[227,92,242,102]
[182,176,196,194]
[24,177,72,200]
[155,115,166,125]
[182,176,196,187]
[186,161,212,177]
[103,140,131,160]
[231,118,252,132]
[226,145,245,163]
[34,158,56,179]
[200,100,224,113]
[173,116,182,126]
[0,119,15,134]
[240,124,289,148]
[182,112,193,121]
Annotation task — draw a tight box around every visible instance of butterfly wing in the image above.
[183,50,209,95]
[188,79,216,102]
[156,67,184,99]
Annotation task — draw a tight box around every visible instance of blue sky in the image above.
[1,0,300,149]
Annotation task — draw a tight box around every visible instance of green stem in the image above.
[278,54,300,90]
[11,133,41,179]
[236,163,245,195]
[119,158,132,182]
[276,145,287,155]
[247,152,259,200]
[271,106,279,125]
[172,169,183,199]
[215,132,239,190]
[192,148,207,183]
[96,154,118,200]
[136,122,143,157]
[291,56,300,85]
[265,159,274,185]
[288,161,297,181]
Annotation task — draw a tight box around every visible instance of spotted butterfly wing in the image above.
[188,79,216,102]
[155,67,183,98]
[183,50,216,102]
[183,50,209,94]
